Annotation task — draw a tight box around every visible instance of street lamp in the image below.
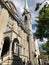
[35,0,49,11]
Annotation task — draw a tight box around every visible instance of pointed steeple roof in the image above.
[24,0,29,12]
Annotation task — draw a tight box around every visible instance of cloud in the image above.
[37,38,48,47]
[43,38,48,43]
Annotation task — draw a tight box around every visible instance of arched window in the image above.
[12,38,19,55]
[1,37,10,57]
[25,16,27,21]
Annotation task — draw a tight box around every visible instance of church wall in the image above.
[0,8,9,58]
[9,18,29,58]
[0,10,29,64]
[0,0,37,65]
[11,27,29,62]
[12,20,19,34]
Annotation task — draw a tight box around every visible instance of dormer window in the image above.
[25,16,27,21]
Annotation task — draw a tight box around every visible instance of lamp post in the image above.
[35,0,49,11]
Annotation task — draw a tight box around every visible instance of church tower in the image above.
[22,0,32,32]
[22,0,35,65]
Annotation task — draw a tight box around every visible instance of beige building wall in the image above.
[0,0,36,65]
[0,8,29,65]
[0,8,9,57]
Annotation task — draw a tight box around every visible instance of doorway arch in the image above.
[1,37,10,57]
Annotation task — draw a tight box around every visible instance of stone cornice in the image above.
[0,0,19,23]
[0,0,27,33]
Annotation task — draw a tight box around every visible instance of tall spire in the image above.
[24,0,29,12]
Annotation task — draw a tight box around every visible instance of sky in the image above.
[7,0,43,32]
[7,0,49,33]
[6,0,48,45]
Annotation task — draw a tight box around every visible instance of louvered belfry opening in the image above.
[25,16,27,21]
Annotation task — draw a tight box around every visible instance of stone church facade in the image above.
[0,0,36,65]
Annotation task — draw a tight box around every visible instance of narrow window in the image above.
[14,42,18,54]
[0,5,2,15]
[19,46,22,54]
[25,16,27,21]
[23,48,25,55]
[12,38,19,55]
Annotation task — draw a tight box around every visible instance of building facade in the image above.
[34,38,40,65]
[0,0,37,65]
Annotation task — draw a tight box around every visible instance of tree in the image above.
[42,41,49,55]
[35,4,49,40]
[35,1,48,11]
[35,3,49,55]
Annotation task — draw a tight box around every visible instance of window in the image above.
[12,38,19,55]
[25,16,27,21]
[14,42,18,54]
[0,5,2,15]
[23,48,25,55]
[19,46,22,54]
[1,37,10,57]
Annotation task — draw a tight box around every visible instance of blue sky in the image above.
[7,0,48,45]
